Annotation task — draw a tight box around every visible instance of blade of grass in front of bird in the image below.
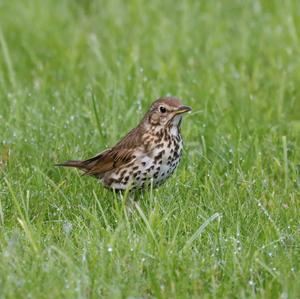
[282,136,288,190]
[135,202,158,245]
[183,212,221,251]
[0,28,16,87]
[91,92,104,139]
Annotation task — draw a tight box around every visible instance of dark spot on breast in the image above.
[154,150,165,163]
[106,177,116,185]
[163,130,167,140]
[142,162,146,166]
[133,166,139,170]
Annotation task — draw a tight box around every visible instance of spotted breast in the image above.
[105,118,184,190]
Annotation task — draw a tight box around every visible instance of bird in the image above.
[56,96,191,192]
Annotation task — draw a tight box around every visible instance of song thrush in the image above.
[56,96,191,191]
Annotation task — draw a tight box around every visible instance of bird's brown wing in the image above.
[83,125,146,176]
[57,124,146,177]
[83,148,136,176]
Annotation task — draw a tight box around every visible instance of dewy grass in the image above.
[0,0,300,298]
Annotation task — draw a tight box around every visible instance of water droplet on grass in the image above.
[248,280,255,286]
[63,221,73,235]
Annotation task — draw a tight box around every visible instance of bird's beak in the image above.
[175,105,192,115]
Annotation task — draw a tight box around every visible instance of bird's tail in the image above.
[55,160,87,170]
[55,152,107,177]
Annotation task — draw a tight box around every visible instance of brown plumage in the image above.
[56,96,191,191]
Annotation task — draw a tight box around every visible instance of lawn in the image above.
[0,0,300,298]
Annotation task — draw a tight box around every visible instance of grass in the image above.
[0,0,300,298]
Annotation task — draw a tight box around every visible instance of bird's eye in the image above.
[159,106,167,113]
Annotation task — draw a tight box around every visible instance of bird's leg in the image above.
[123,190,144,217]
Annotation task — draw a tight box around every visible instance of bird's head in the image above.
[146,96,191,128]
